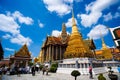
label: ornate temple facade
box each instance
[38,11,96,63]
[10,44,32,68]
[38,23,69,63]
[0,41,4,61]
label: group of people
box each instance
[42,65,49,75]
[31,65,49,76]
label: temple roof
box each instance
[14,44,31,58]
[42,36,69,47]
[42,36,96,49]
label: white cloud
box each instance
[65,17,78,27]
[2,34,12,39]
[114,12,120,18]
[103,13,113,21]
[64,0,73,3]
[51,30,70,37]
[80,0,119,27]
[5,48,15,52]
[12,11,33,25]
[10,34,32,46]
[38,20,44,28]
[81,12,102,27]
[43,0,73,16]
[103,12,120,21]
[51,30,61,37]
[0,11,33,45]
[87,24,109,39]
[0,14,20,34]
[118,6,120,10]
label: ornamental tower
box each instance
[64,10,94,58]
[101,37,113,60]
[61,23,68,44]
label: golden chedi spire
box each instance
[101,37,113,60]
[64,10,94,58]
[71,9,79,35]
[102,37,108,50]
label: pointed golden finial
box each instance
[100,30,108,49]
[72,8,76,26]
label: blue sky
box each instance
[0,0,120,58]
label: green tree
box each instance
[28,61,33,67]
[71,70,81,80]
[49,63,58,73]
[98,74,106,80]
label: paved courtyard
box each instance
[1,72,120,80]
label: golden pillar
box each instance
[52,45,54,61]
[46,47,49,62]
[60,46,62,60]
[56,46,58,60]
[49,45,51,61]
[47,47,49,61]
[42,49,44,63]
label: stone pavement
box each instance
[1,72,120,80]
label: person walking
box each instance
[46,66,49,75]
[42,66,46,75]
[89,65,93,79]
[31,66,35,76]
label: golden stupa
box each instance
[101,37,113,60]
[64,10,94,58]
[37,50,43,63]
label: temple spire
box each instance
[61,23,67,34]
[102,37,108,49]
[64,8,94,58]
[71,9,79,34]
[61,23,68,44]
[72,8,76,26]
[100,30,108,49]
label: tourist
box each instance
[42,66,46,75]
[117,65,120,73]
[31,66,35,76]
[17,67,21,77]
[46,66,49,75]
[89,65,93,79]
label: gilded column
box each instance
[52,45,54,61]
[48,46,50,61]
[56,46,58,60]
[47,46,49,62]
[49,45,51,61]
[42,49,44,63]
[46,47,48,61]
[60,46,62,60]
